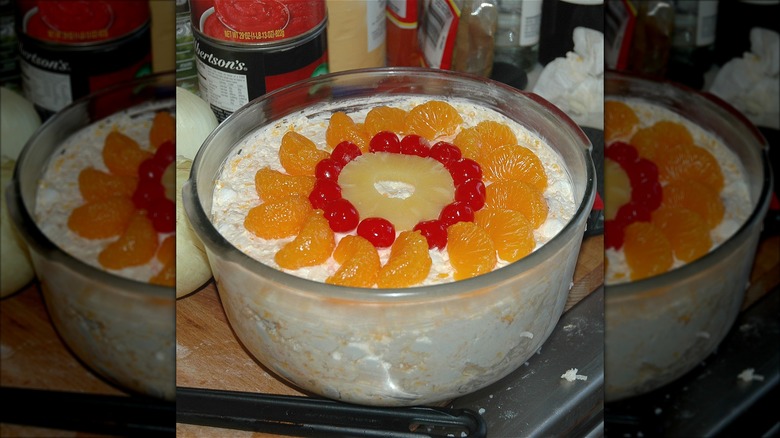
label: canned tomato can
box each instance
[189,0,329,121]
[15,0,152,117]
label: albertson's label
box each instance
[193,29,328,122]
[15,0,152,116]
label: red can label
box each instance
[190,0,326,43]
[17,0,150,44]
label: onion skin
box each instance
[176,87,218,160]
[1,87,41,161]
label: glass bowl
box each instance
[184,68,596,406]
[6,73,176,400]
[604,71,773,402]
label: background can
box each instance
[189,0,328,121]
[15,0,152,118]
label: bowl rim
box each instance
[185,66,597,301]
[603,70,774,300]
[7,71,176,300]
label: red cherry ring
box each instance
[311,132,485,249]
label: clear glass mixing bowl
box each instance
[6,73,176,400]
[184,68,596,406]
[604,71,773,402]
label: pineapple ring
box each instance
[339,152,455,231]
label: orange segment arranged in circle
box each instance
[404,100,463,141]
[623,221,673,281]
[98,213,159,270]
[651,206,712,263]
[452,126,484,161]
[279,131,330,176]
[254,167,315,202]
[363,106,408,137]
[326,235,381,288]
[377,230,432,288]
[481,144,547,190]
[662,179,724,230]
[326,111,370,151]
[484,179,548,228]
[630,120,693,161]
[452,120,517,161]
[149,111,175,149]
[151,235,175,287]
[78,167,138,202]
[103,131,153,177]
[244,195,312,239]
[605,100,639,144]
[654,144,724,191]
[474,208,535,263]
[68,197,136,239]
[447,221,497,280]
[275,210,335,270]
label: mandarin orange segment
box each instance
[623,221,673,281]
[98,213,159,270]
[326,111,370,151]
[605,100,639,144]
[654,144,724,191]
[484,179,548,228]
[149,111,175,149]
[254,167,315,202]
[452,127,483,160]
[481,144,547,189]
[475,120,517,151]
[377,230,432,288]
[404,101,463,141]
[651,206,711,263]
[279,131,330,176]
[78,167,137,202]
[156,235,175,265]
[630,121,693,160]
[244,196,312,239]
[662,179,724,229]
[275,210,335,270]
[474,208,535,262]
[364,106,408,137]
[326,235,381,287]
[150,260,175,287]
[68,197,136,239]
[447,221,497,280]
[103,130,153,177]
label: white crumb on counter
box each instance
[737,368,765,382]
[561,368,588,381]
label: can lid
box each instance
[190,0,326,45]
[17,0,150,45]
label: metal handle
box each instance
[176,386,488,438]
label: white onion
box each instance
[176,87,218,160]
[1,87,41,160]
[176,157,212,298]
[1,157,34,297]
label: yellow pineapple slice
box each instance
[604,157,631,220]
[338,152,455,231]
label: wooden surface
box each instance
[0,284,125,438]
